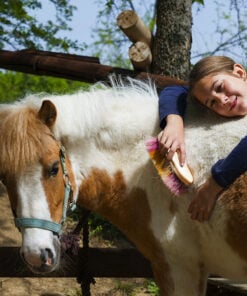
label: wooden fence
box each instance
[0,210,153,296]
[0,49,187,89]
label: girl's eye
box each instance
[216,83,222,92]
[48,162,59,177]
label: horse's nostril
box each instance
[40,248,54,266]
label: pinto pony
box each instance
[0,78,247,296]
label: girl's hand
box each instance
[188,176,223,221]
[158,114,186,166]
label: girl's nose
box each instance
[216,94,229,105]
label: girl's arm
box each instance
[211,136,247,187]
[158,85,189,165]
[159,85,189,128]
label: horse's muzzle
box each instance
[21,248,59,274]
[20,236,61,274]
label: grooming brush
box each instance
[145,137,193,195]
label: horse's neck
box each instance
[51,88,159,142]
[50,88,159,186]
[49,92,106,141]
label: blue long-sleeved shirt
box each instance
[159,85,247,188]
[159,86,189,129]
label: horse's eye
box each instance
[48,162,59,177]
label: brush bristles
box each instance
[145,137,187,196]
[162,173,187,195]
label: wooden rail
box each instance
[0,247,152,278]
[1,247,247,295]
[0,49,187,89]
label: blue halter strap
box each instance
[14,144,76,236]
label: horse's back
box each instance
[184,99,247,186]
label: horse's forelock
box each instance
[0,106,52,176]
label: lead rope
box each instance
[59,145,80,256]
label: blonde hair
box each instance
[189,56,236,94]
[0,106,52,175]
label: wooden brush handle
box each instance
[171,152,193,186]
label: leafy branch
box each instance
[0,0,85,52]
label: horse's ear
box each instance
[38,100,57,128]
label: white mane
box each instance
[20,77,160,148]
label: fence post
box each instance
[76,209,95,296]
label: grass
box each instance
[113,280,135,295]
[65,279,159,296]
[65,288,82,296]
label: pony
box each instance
[0,78,247,296]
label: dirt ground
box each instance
[0,189,150,296]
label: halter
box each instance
[14,145,76,236]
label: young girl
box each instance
[159,56,247,222]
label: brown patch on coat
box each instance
[243,266,247,276]
[218,172,247,262]
[169,199,178,215]
[78,168,174,295]
[198,262,207,295]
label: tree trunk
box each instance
[151,0,192,80]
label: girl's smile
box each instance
[230,97,237,111]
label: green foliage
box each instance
[90,0,247,66]
[0,0,85,52]
[192,0,204,4]
[0,71,89,103]
[89,212,126,242]
[144,280,160,295]
[194,1,247,62]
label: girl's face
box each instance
[193,64,247,117]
